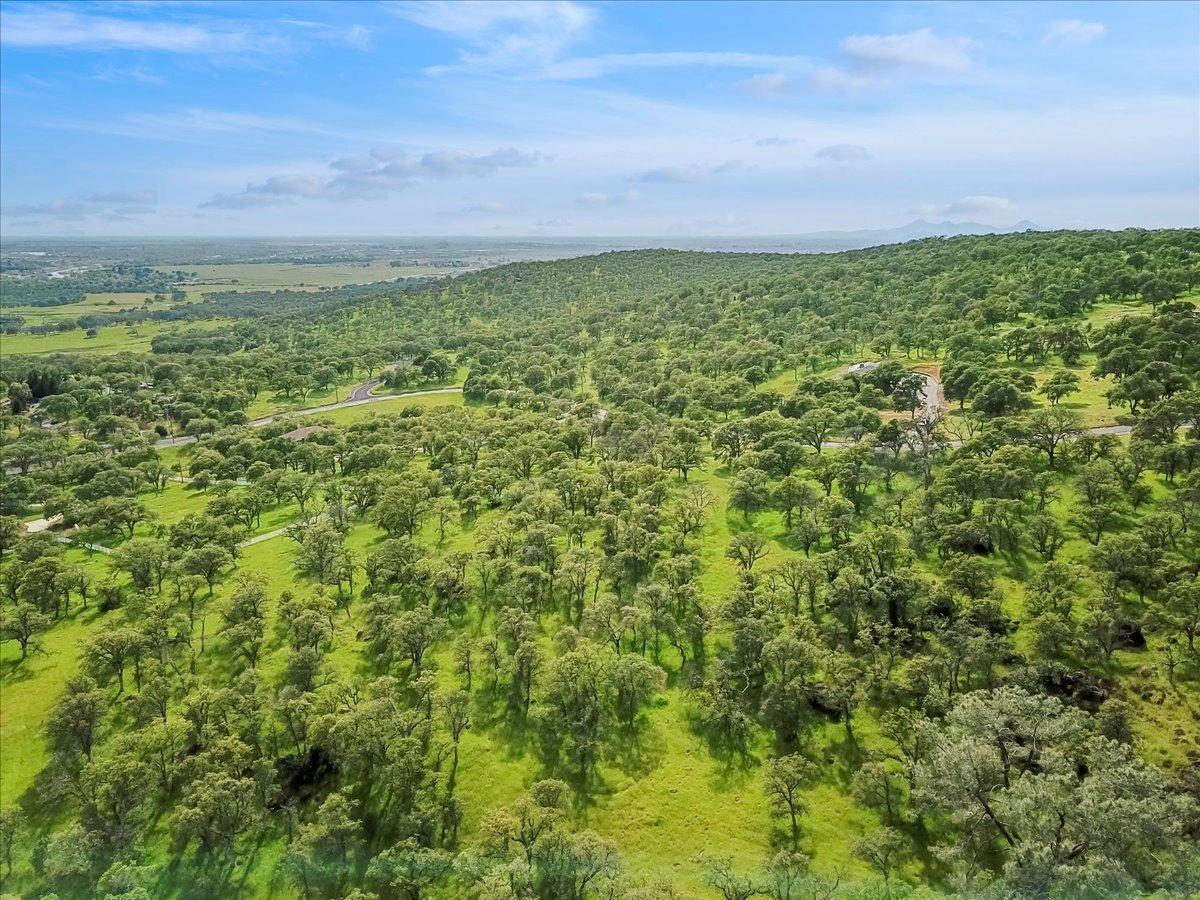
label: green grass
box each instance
[0,319,227,356]
[171,260,459,292]
[1,291,191,326]
[0,547,112,802]
[243,379,363,420]
[285,389,464,427]
[0,452,883,894]
[4,407,1197,896]
[1,259,459,360]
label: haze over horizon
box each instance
[1,0,1197,238]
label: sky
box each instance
[1,0,1197,237]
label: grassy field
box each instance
[0,261,438,326]
[169,260,461,292]
[0,291,191,327]
[0,319,227,356]
[1,259,461,359]
[282,389,465,427]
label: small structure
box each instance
[279,424,326,442]
[847,361,880,374]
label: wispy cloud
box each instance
[3,189,158,222]
[392,0,595,71]
[87,190,158,204]
[576,189,638,206]
[0,6,370,59]
[808,66,877,93]
[736,70,792,97]
[631,161,742,184]
[842,28,972,72]
[535,51,812,80]
[53,107,357,143]
[813,28,972,92]
[395,2,818,83]
[0,7,285,55]
[815,143,872,162]
[1044,20,1106,46]
[458,201,510,214]
[754,136,796,148]
[916,194,1016,219]
[279,18,374,51]
[203,146,541,208]
[92,64,165,85]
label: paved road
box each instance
[348,377,383,402]
[154,382,462,448]
[55,534,113,554]
[918,372,942,423]
[240,511,327,547]
[54,511,326,552]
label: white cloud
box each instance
[420,147,541,177]
[197,192,286,211]
[0,7,286,55]
[0,7,371,59]
[87,190,158,204]
[56,108,361,143]
[576,189,638,206]
[203,146,541,208]
[815,144,871,161]
[808,29,972,93]
[536,51,811,80]
[808,66,876,93]
[344,25,374,50]
[917,195,1017,219]
[1044,20,1106,46]
[754,137,796,147]
[459,202,509,213]
[3,190,158,221]
[280,18,374,51]
[395,3,817,83]
[632,161,742,184]
[737,70,792,97]
[633,167,708,184]
[92,64,165,85]
[841,28,972,72]
[393,0,595,69]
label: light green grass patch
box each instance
[0,319,227,356]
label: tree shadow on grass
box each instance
[0,655,42,684]
[604,717,667,784]
[472,684,536,760]
[820,727,866,785]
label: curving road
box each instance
[154,381,462,448]
[348,377,384,402]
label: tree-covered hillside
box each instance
[1,229,1198,899]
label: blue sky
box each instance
[1,0,1197,236]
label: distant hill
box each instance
[789,218,1040,249]
[628,219,1040,254]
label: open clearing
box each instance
[167,260,465,292]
